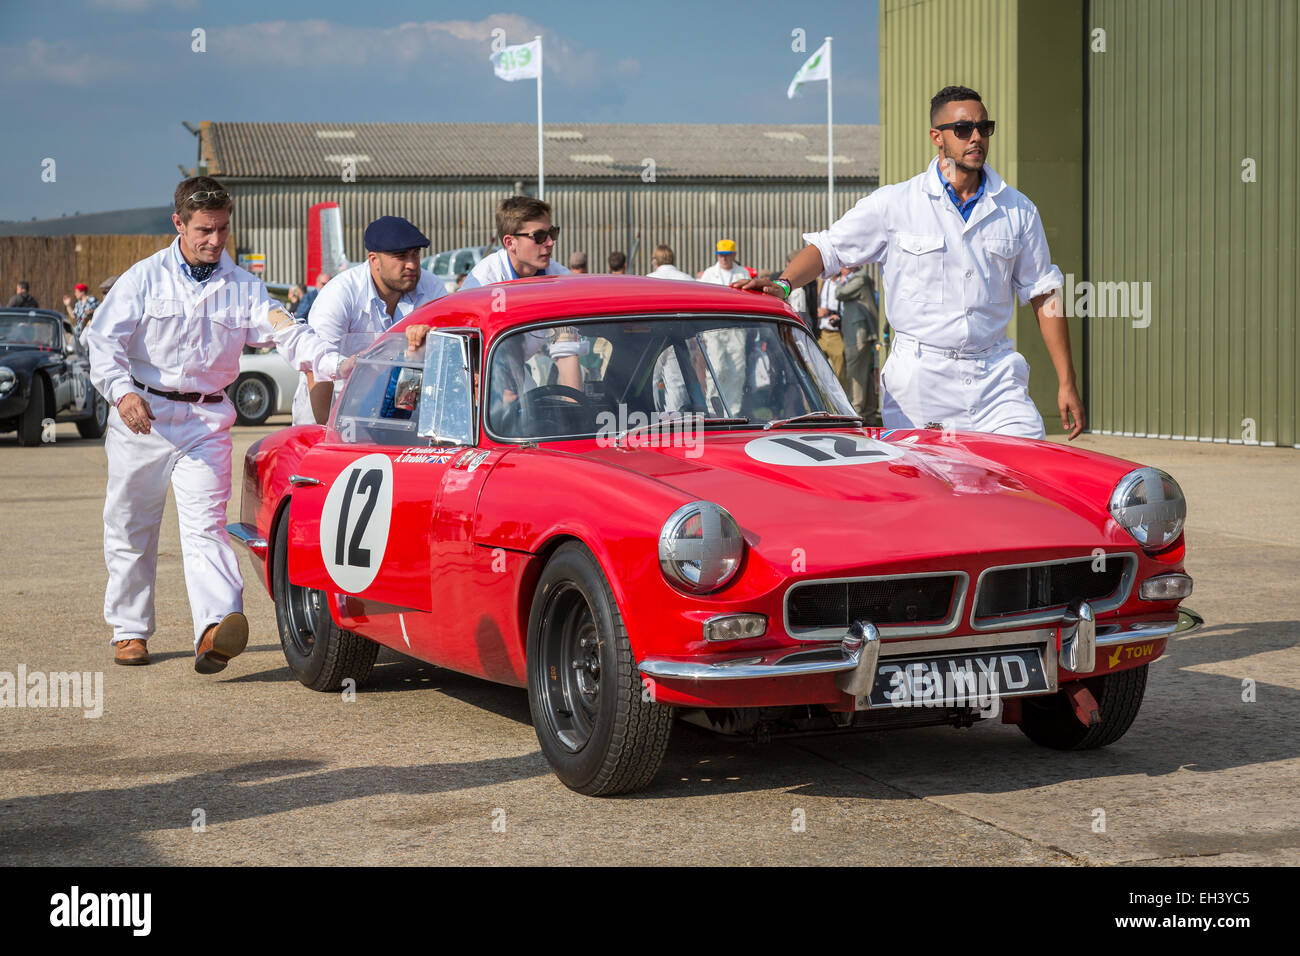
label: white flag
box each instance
[787,40,830,99]
[491,39,541,81]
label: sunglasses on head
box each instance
[935,120,995,139]
[186,189,230,204]
[511,226,560,244]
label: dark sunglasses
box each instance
[186,189,231,204]
[511,226,560,243]
[935,120,995,139]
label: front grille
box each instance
[973,556,1131,622]
[788,575,959,633]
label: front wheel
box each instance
[16,376,45,446]
[271,507,377,691]
[77,386,108,439]
[1018,665,1148,750]
[527,542,672,796]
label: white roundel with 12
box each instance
[319,453,393,593]
[743,434,904,467]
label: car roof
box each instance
[398,275,799,338]
[0,309,64,322]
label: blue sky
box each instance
[0,0,879,222]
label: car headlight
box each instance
[658,501,745,594]
[1109,467,1186,552]
[0,367,15,395]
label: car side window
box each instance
[452,250,476,275]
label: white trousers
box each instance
[102,393,242,647]
[881,333,1046,439]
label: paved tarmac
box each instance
[1,419,1296,865]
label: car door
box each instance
[286,330,480,618]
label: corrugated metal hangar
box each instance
[200,121,879,287]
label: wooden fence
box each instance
[0,235,175,311]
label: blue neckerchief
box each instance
[173,241,218,282]
[938,165,986,222]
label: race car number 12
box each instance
[319,454,394,593]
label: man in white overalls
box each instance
[87,177,353,671]
[740,85,1085,440]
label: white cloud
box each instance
[0,38,132,88]
[207,14,607,88]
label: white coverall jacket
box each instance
[86,239,347,646]
[461,248,570,289]
[292,261,450,424]
[803,157,1064,438]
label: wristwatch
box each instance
[772,278,792,300]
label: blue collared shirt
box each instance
[938,165,986,222]
[171,241,219,283]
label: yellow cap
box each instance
[715,239,737,255]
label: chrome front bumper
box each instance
[637,606,1203,690]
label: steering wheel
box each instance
[518,384,592,412]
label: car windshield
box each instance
[0,315,59,348]
[487,315,855,441]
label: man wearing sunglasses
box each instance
[293,215,449,424]
[461,195,571,289]
[740,85,1085,441]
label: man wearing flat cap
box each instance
[293,215,450,424]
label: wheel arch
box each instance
[516,532,628,666]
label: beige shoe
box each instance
[195,612,249,674]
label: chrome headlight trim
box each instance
[0,367,16,395]
[658,500,745,595]
[1109,467,1187,552]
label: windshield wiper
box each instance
[763,411,864,430]
[616,415,749,447]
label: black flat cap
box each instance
[364,216,430,253]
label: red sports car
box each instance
[230,277,1201,796]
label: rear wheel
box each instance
[231,373,274,426]
[77,387,108,439]
[527,542,673,796]
[16,376,45,446]
[271,507,377,691]
[1018,665,1148,750]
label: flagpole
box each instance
[536,34,544,200]
[826,36,833,229]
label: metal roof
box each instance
[203,122,878,182]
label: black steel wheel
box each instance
[527,542,673,796]
[271,507,377,691]
[232,373,274,426]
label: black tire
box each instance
[1018,664,1148,750]
[231,373,274,426]
[76,386,108,439]
[526,542,673,796]
[16,375,45,446]
[271,507,378,691]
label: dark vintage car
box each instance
[0,309,108,445]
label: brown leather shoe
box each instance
[195,612,249,674]
[113,638,150,666]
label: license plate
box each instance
[857,646,1050,710]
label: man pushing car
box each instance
[739,85,1085,440]
[86,177,355,671]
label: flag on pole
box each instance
[787,40,830,99]
[491,39,541,81]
